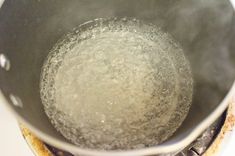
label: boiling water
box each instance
[40,18,193,150]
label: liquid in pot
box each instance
[40,18,193,150]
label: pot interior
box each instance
[0,0,235,152]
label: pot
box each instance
[0,0,235,155]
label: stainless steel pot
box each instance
[0,0,235,155]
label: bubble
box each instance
[40,18,193,150]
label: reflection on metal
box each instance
[9,94,23,108]
[0,53,10,71]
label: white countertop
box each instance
[0,104,33,156]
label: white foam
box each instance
[40,18,193,150]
